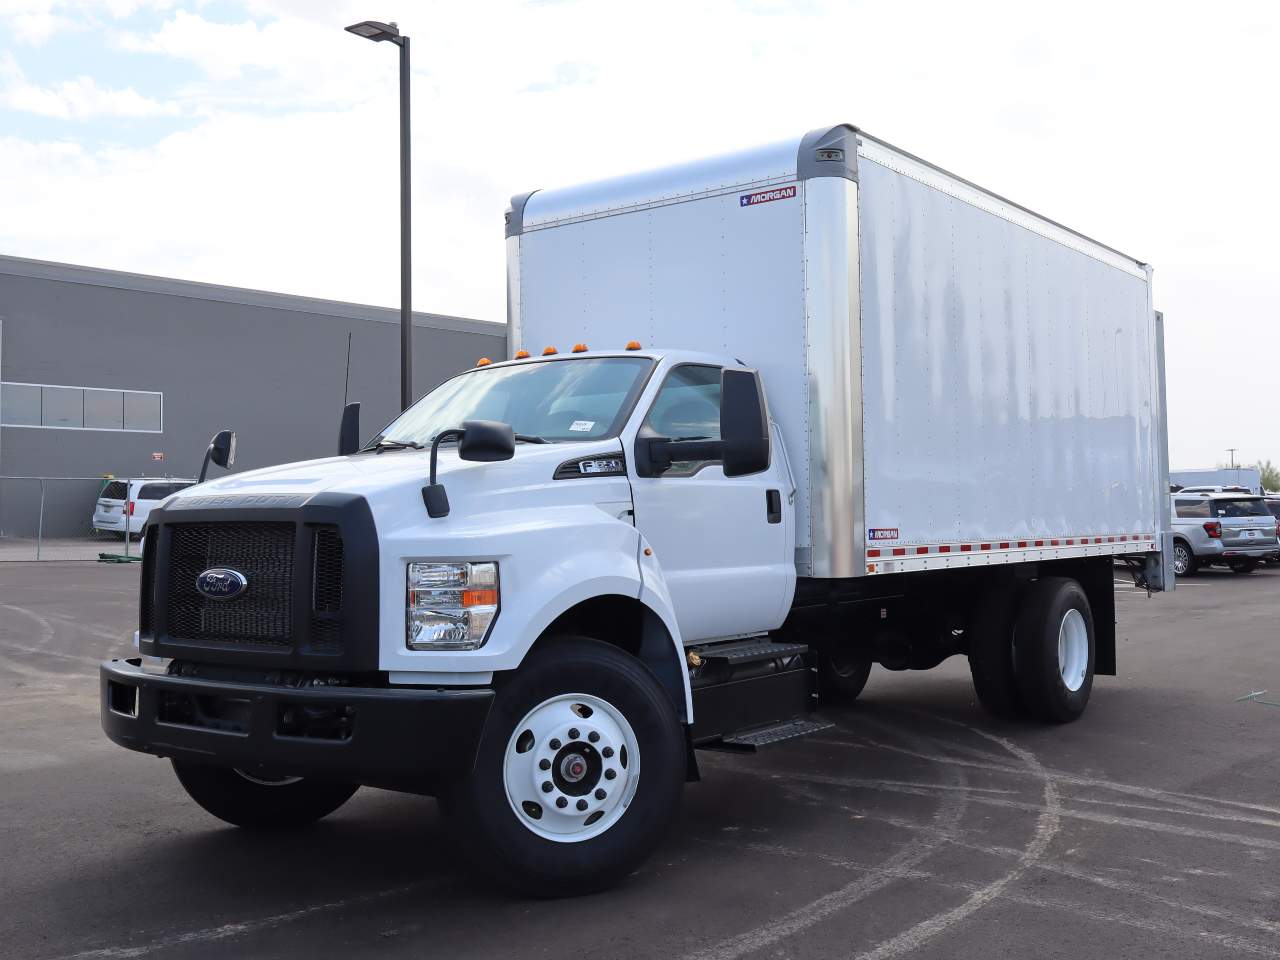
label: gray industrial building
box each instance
[0,254,505,537]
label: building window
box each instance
[0,382,163,433]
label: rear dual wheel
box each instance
[968,577,1095,723]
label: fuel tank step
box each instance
[689,638,808,667]
[717,717,835,751]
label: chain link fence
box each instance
[0,475,191,561]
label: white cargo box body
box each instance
[507,125,1168,580]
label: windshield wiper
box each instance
[367,438,426,454]
[515,434,549,444]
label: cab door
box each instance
[628,363,794,642]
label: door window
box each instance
[644,365,721,476]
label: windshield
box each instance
[377,356,654,445]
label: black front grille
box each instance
[139,526,158,635]
[311,526,344,653]
[141,494,377,670]
[166,522,295,649]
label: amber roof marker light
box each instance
[475,357,492,367]
[514,349,530,359]
[542,346,558,356]
[625,340,642,351]
[571,343,589,353]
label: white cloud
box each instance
[1,0,1279,466]
[0,52,178,118]
[0,0,177,44]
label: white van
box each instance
[92,478,197,536]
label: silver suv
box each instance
[1171,492,1280,575]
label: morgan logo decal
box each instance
[868,528,900,541]
[739,185,796,208]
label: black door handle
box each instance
[766,489,782,524]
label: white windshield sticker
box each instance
[569,420,595,432]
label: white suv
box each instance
[93,478,197,537]
[1170,491,1280,575]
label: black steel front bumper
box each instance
[101,658,494,793]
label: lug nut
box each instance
[576,799,588,811]
[602,746,614,758]
[568,728,580,740]
[605,768,616,780]
[541,781,553,793]
[549,738,561,750]
[588,731,600,743]
[556,797,567,808]
[595,788,606,800]
[538,758,551,771]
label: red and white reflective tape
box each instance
[866,533,1158,560]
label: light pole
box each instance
[345,19,413,411]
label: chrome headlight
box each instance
[406,561,499,650]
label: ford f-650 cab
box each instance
[101,124,1171,896]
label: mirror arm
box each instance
[423,428,464,519]
[198,444,214,484]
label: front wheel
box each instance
[440,636,685,897]
[171,761,358,828]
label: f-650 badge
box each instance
[740,185,796,207]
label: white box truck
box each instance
[101,124,1170,897]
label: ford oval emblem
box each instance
[196,567,248,601]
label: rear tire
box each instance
[967,586,1024,719]
[1012,577,1095,724]
[1172,540,1197,577]
[439,636,685,897]
[171,761,357,828]
[818,647,872,702]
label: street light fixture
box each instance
[345,19,414,411]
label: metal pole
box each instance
[37,479,44,561]
[124,478,131,557]
[399,34,413,411]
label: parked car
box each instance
[1171,492,1280,575]
[92,478,197,537]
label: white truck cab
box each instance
[102,124,1170,896]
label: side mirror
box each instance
[458,420,516,462]
[338,402,361,456]
[422,420,516,519]
[720,368,770,477]
[199,429,237,483]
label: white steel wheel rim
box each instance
[503,693,640,843]
[1058,608,1089,692]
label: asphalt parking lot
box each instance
[4,561,1280,959]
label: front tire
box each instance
[1012,577,1095,723]
[171,761,357,828]
[440,636,685,897]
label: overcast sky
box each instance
[1,0,1276,470]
